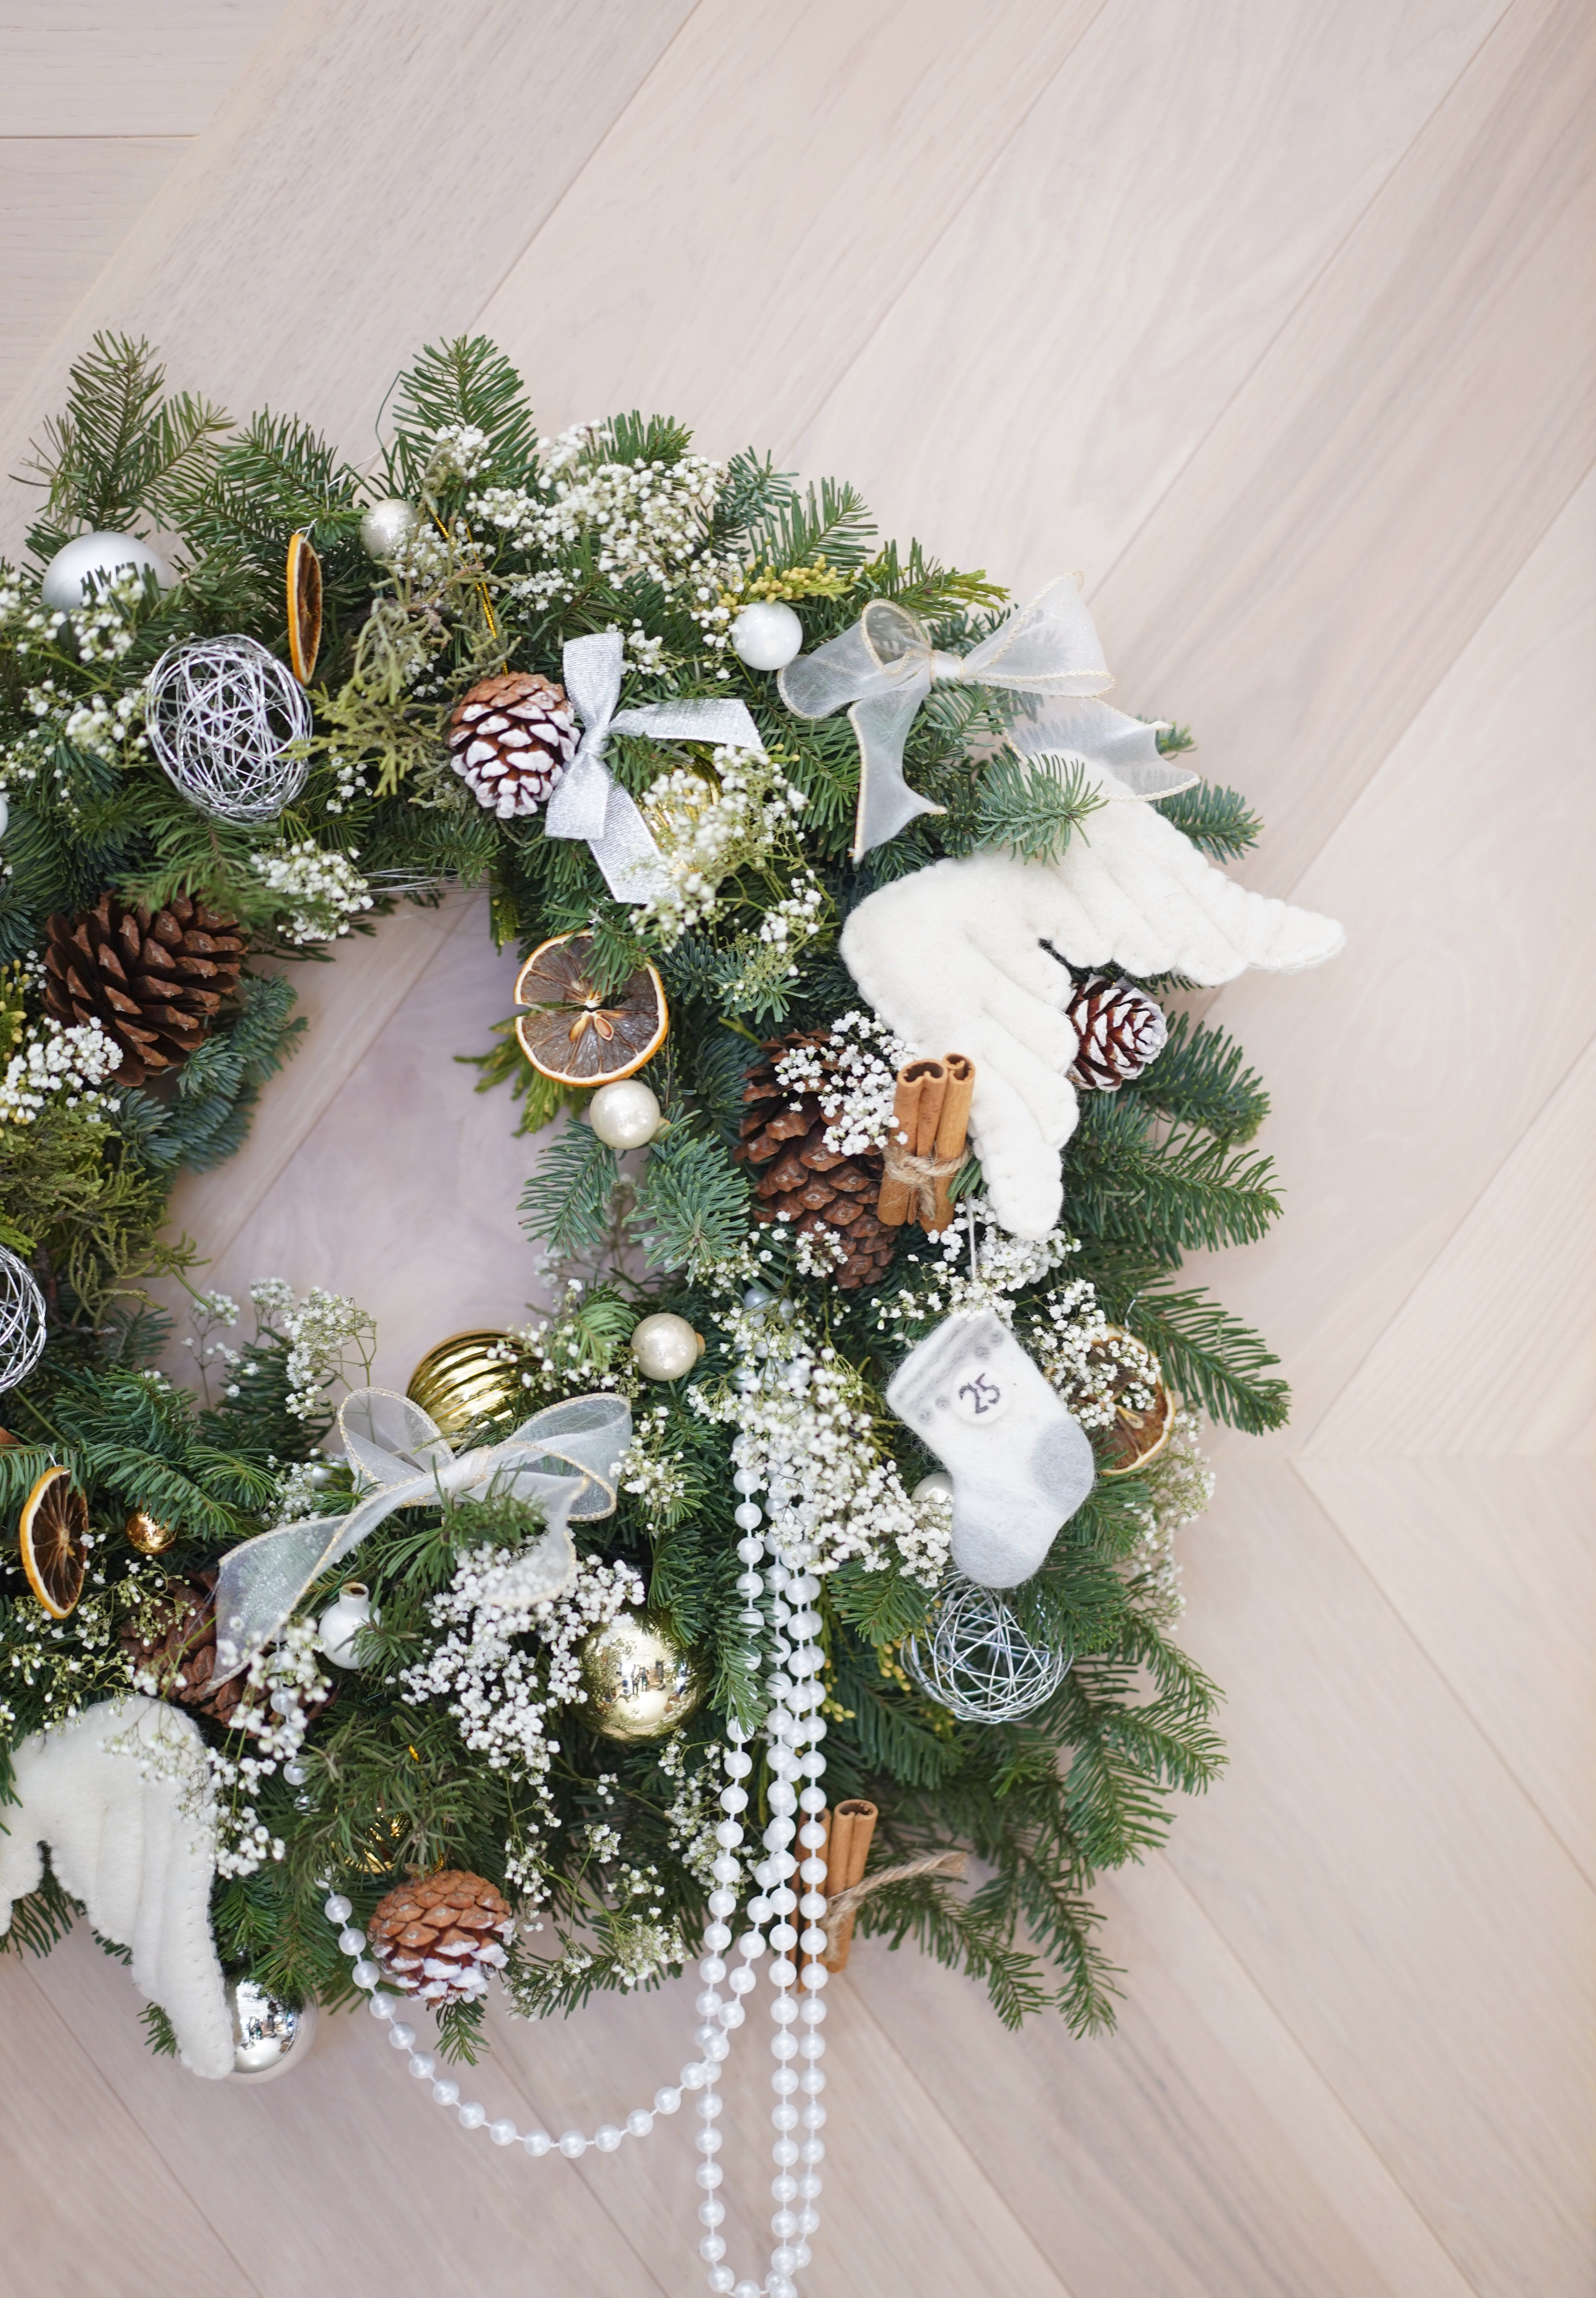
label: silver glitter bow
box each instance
[777,576,1191,860]
[544,629,767,902]
[212,1387,632,1681]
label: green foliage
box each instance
[1154,779,1264,861]
[383,335,536,501]
[22,332,228,553]
[627,1127,750,1275]
[964,752,1104,864]
[1131,1011,1270,1142]
[519,1120,618,1258]
[1066,1092,1282,1257]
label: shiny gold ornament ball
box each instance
[406,1329,520,1440]
[124,1505,178,1556]
[579,1609,709,1743]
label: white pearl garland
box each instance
[327,1392,832,2298]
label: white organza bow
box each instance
[777,576,1196,859]
[212,1387,632,1681]
[544,629,768,902]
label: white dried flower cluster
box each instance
[272,1456,333,1523]
[659,1731,729,1889]
[0,1014,123,1126]
[507,1282,634,1404]
[5,1570,125,1728]
[694,1296,949,1583]
[1024,1282,1162,1431]
[869,1207,1081,1337]
[637,745,806,942]
[473,428,726,611]
[715,868,829,1008]
[608,1900,687,1989]
[249,1279,376,1419]
[401,1548,644,1909]
[623,621,669,675]
[773,1009,910,1157]
[1121,1410,1214,1622]
[616,1404,689,1525]
[0,579,68,658]
[251,839,374,945]
[425,422,493,486]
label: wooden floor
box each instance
[2,5,1592,2293]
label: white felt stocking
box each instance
[887,1311,1095,1587]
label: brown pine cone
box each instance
[368,1870,514,2006]
[736,1031,897,1291]
[120,1570,246,1725]
[447,671,579,817]
[43,891,244,1087]
[1065,972,1167,1090]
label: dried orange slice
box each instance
[286,529,323,684]
[514,932,668,1086]
[1096,1329,1175,1479]
[19,1465,88,1618]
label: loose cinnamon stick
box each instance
[926,1052,976,1232]
[877,1060,947,1226]
[821,1798,879,1971]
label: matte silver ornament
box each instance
[40,530,171,613]
[903,1576,1072,1724]
[146,635,312,822]
[226,1974,319,2080]
[0,1243,46,1394]
[359,497,419,562]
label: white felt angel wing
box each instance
[0,1696,233,2077]
[841,787,1342,1238]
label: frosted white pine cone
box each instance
[446,671,579,818]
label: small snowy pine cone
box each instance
[447,672,579,818]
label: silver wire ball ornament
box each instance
[0,1245,46,1395]
[904,1576,1073,1724]
[146,634,312,823]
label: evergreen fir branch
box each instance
[627,1128,749,1275]
[967,753,1103,864]
[1131,1011,1271,1142]
[1121,1283,1290,1433]
[385,336,536,497]
[709,449,796,553]
[855,540,1008,619]
[1067,1094,1282,1255]
[827,1561,937,1648]
[138,2002,180,2058]
[518,1121,618,1259]
[21,333,228,548]
[854,1875,1050,2030]
[754,476,875,574]
[0,1870,78,1957]
[827,1652,963,1792]
[1154,779,1263,861]
[1007,1854,1123,2034]
[597,411,695,469]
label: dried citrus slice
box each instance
[286,529,323,684]
[19,1465,88,1618]
[1097,1334,1175,1479]
[514,932,668,1086]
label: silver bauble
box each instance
[0,1243,46,1394]
[587,1077,663,1149]
[227,1975,319,2080]
[729,600,804,671]
[903,1576,1072,1724]
[41,530,172,613]
[630,1312,703,1382]
[579,1609,709,1743]
[359,497,419,562]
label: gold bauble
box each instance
[579,1609,709,1743]
[124,1505,178,1556]
[406,1329,519,1440]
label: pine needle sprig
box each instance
[1131,1011,1271,1141]
[964,753,1104,865]
[21,332,229,553]
[1067,1094,1282,1256]
[1154,780,1264,861]
[519,1120,619,1259]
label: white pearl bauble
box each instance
[41,530,171,612]
[317,1580,375,1668]
[630,1312,703,1382]
[359,497,418,562]
[587,1077,663,1149]
[913,1471,955,1505]
[729,600,804,671]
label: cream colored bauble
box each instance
[587,1077,663,1149]
[630,1312,703,1382]
[41,531,172,612]
[317,1581,375,1668]
[359,497,418,562]
[729,600,804,671]
[912,1471,955,1506]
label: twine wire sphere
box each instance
[0,1245,46,1394]
[903,1575,1073,1724]
[146,635,312,823]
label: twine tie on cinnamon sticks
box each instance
[813,1799,969,1969]
[877,1054,976,1233]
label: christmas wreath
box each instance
[0,336,1339,2286]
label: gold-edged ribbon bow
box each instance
[212,1388,631,1682]
[777,576,1191,861]
[544,629,768,902]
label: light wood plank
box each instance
[0,4,290,136]
[1297,1457,1596,1883]
[0,0,701,559]
[1176,462,1596,1443]
[480,0,1109,454]
[0,1957,261,2294]
[1166,1455,1594,2298]
[26,1924,668,2298]
[847,1856,1479,2298]
[0,138,185,411]
[790,0,1512,593]
[1089,0,1596,889]
[1307,1034,1596,1459]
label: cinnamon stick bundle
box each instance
[877,1060,946,1226]
[819,1798,878,1972]
[929,1053,975,1232]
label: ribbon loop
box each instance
[211,1388,633,1681]
[544,630,768,903]
[779,576,1142,861]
